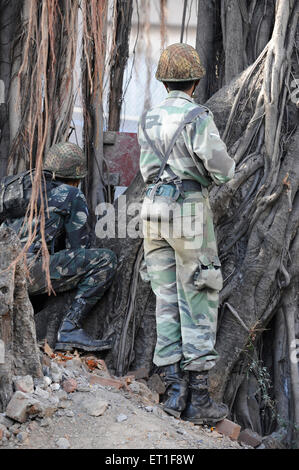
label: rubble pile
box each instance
[0,341,256,449]
[0,341,167,448]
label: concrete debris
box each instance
[128,382,140,394]
[33,377,49,391]
[75,377,91,392]
[0,414,14,428]
[13,376,34,394]
[16,431,29,443]
[145,406,154,413]
[127,368,149,380]
[82,398,108,417]
[5,391,37,423]
[43,376,52,387]
[116,414,128,423]
[64,358,84,372]
[238,428,263,448]
[10,423,21,434]
[56,437,71,449]
[133,380,159,404]
[0,347,246,449]
[50,383,60,392]
[34,386,50,400]
[0,424,8,440]
[50,362,63,383]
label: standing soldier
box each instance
[3,143,117,352]
[138,43,235,424]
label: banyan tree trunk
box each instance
[0,227,42,412]
[8,0,79,175]
[89,0,299,447]
[0,0,21,177]
[82,0,108,220]
[108,0,134,131]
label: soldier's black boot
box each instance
[160,363,188,418]
[55,298,112,352]
[182,371,228,424]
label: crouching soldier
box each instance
[4,143,117,352]
[138,44,235,424]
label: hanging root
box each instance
[6,0,79,292]
[209,2,299,441]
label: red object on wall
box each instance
[103,132,140,187]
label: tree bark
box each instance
[0,0,21,177]
[195,0,276,102]
[8,0,79,175]
[108,0,134,131]
[221,0,246,85]
[195,0,220,104]
[82,0,108,223]
[94,172,157,376]
[0,227,42,412]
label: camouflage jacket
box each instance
[138,90,235,187]
[3,180,90,254]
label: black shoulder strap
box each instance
[140,106,207,183]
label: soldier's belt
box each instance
[146,179,202,199]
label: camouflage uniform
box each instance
[4,181,117,305]
[138,90,235,372]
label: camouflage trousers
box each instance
[28,248,117,307]
[142,190,222,372]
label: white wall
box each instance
[113,0,198,132]
[71,0,198,143]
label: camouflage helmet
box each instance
[44,142,87,180]
[156,43,205,82]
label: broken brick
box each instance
[127,368,149,380]
[13,376,34,394]
[239,428,263,448]
[0,424,6,441]
[62,378,77,393]
[88,374,124,390]
[215,419,241,441]
[5,392,33,424]
[83,356,100,371]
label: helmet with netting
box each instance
[156,43,205,82]
[44,143,87,180]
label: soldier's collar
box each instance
[166,90,194,103]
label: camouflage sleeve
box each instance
[192,114,235,185]
[64,188,91,249]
